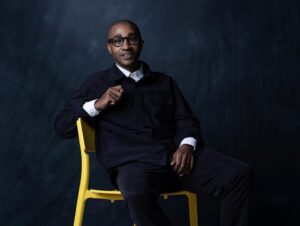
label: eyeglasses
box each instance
[108,35,140,47]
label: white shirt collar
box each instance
[116,63,144,82]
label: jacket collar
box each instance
[109,61,155,83]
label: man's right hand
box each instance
[94,85,124,110]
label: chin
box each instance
[119,60,138,68]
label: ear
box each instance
[107,44,112,54]
[140,40,144,51]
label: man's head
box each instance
[107,20,144,72]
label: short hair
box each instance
[108,19,143,39]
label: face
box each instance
[107,22,143,72]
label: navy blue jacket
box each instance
[54,63,201,169]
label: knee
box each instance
[122,189,157,206]
[117,178,153,202]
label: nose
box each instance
[121,38,130,49]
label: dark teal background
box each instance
[0,0,299,225]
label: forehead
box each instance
[108,23,138,38]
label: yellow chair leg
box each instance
[74,195,86,226]
[187,193,198,226]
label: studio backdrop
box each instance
[0,0,299,225]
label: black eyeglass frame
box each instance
[107,35,141,47]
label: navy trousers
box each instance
[114,148,252,226]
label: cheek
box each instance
[110,49,120,58]
[108,45,120,56]
[133,46,142,55]
[110,48,117,55]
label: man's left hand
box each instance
[171,144,194,177]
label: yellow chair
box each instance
[74,118,198,226]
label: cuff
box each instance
[82,99,100,117]
[179,137,197,151]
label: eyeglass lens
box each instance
[110,35,139,47]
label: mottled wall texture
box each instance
[0,0,299,225]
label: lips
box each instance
[121,52,134,60]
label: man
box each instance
[54,19,252,226]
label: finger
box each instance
[173,152,182,172]
[178,154,186,173]
[109,89,122,99]
[111,85,123,93]
[112,85,122,89]
[178,153,188,176]
[180,153,189,175]
[170,155,176,168]
[108,92,123,104]
[171,152,177,166]
[108,97,118,106]
[108,94,117,101]
[185,154,194,175]
[176,153,187,175]
[170,160,175,166]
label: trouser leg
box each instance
[115,161,177,226]
[179,148,253,226]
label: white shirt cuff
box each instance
[180,137,197,151]
[83,99,100,117]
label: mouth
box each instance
[121,52,134,60]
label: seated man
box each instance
[54,19,252,226]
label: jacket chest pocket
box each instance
[140,91,175,126]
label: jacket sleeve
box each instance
[171,78,202,149]
[53,77,97,139]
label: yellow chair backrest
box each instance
[77,118,95,152]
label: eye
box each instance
[128,35,139,44]
[112,37,123,46]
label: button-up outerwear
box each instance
[54,63,201,169]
